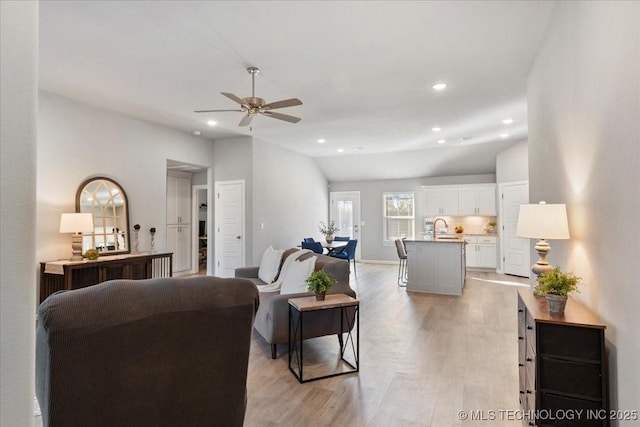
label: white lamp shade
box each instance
[516,202,570,239]
[59,213,94,233]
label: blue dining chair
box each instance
[302,241,323,254]
[333,236,349,241]
[329,239,358,276]
[302,237,315,243]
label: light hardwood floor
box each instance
[244,263,530,426]
[34,263,529,426]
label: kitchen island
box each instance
[404,238,466,296]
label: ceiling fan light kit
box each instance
[195,66,302,127]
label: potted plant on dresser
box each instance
[306,269,337,301]
[534,267,581,313]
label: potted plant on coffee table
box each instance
[534,267,581,314]
[318,221,339,244]
[306,269,337,301]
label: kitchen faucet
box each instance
[433,218,448,239]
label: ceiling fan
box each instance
[195,67,302,127]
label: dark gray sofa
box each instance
[235,248,356,358]
[36,276,259,427]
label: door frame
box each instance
[329,191,361,261]
[214,179,246,277]
[498,180,529,276]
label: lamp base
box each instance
[69,233,84,261]
[531,238,554,296]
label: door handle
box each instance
[236,235,241,240]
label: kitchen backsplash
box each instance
[428,216,497,235]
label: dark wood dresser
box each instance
[517,289,608,427]
[40,252,173,303]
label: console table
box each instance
[40,252,173,303]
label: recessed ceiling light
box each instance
[437,139,446,144]
[432,83,447,91]
[337,148,345,153]
[500,133,509,138]
[207,120,217,127]
[192,130,202,136]
[502,118,514,125]
[317,138,326,144]
[432,127,441,132]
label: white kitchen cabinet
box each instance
[458,185,496,215]
[166,224,191,273]
[464,235,497,269]
[167,174,191,224]
[423,188,459,216]
[166,171,192,274]
[405,240,465,295]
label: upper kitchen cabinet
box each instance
[423,183,497,217]
[424,187,459,216]
[458,184,496,216]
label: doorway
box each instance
[192,185,208,275]
[499,181,530,277]
[329,191,361,261]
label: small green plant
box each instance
[306,270,337,294]
[535,267,581,296]
[84,248,99,260]
[318,221,338,236]
[487,221,497,228]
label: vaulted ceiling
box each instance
[39,1,557,181]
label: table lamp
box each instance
[60,213,94,261]
[516,201,569,278]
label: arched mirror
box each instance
[76,177,130,254]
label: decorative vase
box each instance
[150,233,156,253]
[134,230,140,253]
[545,294,568,313]
[325,235,334,244]
[315,292,326,301]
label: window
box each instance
[383,192,415,242]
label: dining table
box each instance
[321,240,347,255]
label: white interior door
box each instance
[214,180,245,278]
[499,181,530,277]
[330,191,361,260]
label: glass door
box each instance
[330,191,361,261]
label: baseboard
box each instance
[359,259,398,265]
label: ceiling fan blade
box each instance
[221,92,246,106]
[194,109,243,113]
[261,111,301,123]
[262,98,303,110]
[239,114,254,127]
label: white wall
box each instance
[252,138,328,263]
[0,1,38,425]
[496,140,528,183]
[528,1,639,419]
[330,174,495,261]
[37,92,217,281]
[212,136,254,264]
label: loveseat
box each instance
[36,276,259,427]
[235,248,356,358]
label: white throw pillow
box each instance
[279,256,317,295]
[258,246,284,284]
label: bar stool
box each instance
[394,238,407,287]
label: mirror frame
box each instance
[76,176,131,255]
